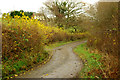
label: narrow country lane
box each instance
[16,40,87,78]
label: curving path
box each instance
[16,40,86,78]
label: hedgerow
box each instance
[2,12,86,79]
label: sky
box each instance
[0,0,103,13]
[0,0,97,17]
[0,0,47,13]
[0,0,119,17]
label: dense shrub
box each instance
[10,10,33,18]
[2,13,47,79]
[86,2,119,78]
[2,12,86,79]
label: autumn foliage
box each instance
[2,12,86,79]
[86,2,119,78]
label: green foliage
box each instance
[10,10,33,18]
[10,10,22,18]
[0,18,2,22]
[74,43,103,78]
[24,12,33,18]
[45,40,81,50]
[2,13,86,79]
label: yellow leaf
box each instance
[15,74,18,77]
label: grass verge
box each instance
[45,40,77,50]
[8,39,84,79]
[3,51,49,80]
[45,38,87,50]
[74,43,106,78]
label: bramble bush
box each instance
[2,13,47,79]
[2,12,86,79]
[87,29,119,78]
[86,2,119,78]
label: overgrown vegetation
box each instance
[86,2,119,78]
[2,12,86,79]
[1,0,119,79]
[37,0,87,32]
[9,10,33,18]
[74,43,104,78]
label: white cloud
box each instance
[0,0,47,13]
[81,0,99,4]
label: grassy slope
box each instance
[74,43,104,78]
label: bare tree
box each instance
[43,0,85,29]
